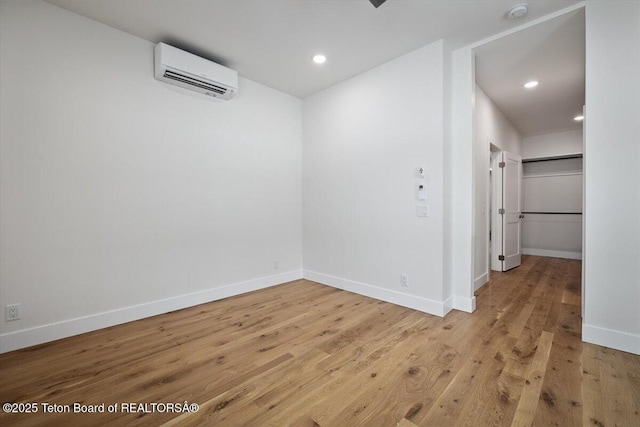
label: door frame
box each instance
[450,2,585,312]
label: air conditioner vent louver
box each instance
[163,70,227,95]
[154,43,237,100]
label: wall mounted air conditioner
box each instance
[154,42,237,100]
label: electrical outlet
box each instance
[6,303,21,321]
[273,259,279,270]
[400,274,409,287]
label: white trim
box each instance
[443,295,454,316]
[474,272,488,291]
[0,270,303,354]
[523,172,583,179]
[303,270,448,317]
[522,247,582,260]
[451,46,476,312]
[467,2,586,50]
[452,295,476,313]
[581,105,586,320]
[583,324,640,356]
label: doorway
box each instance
[469,6,585,303]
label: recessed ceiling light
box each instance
[574,115,584,121]
[312,54,326,64]
[524,81,539,89]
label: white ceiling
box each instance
[45,0,581,100]
[475,8,585,136]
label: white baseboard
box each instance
[474,272,488,291]
[452,295,476,313]
[582,323,640,355]
[0,269,303,354]
[522,248,582,260]
[442,295,453,316]
[303,270,448,317]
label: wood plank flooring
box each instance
[1,255,639,426]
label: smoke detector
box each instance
[507,3,528,19]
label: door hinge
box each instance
[499,161,505,168]
[498,208,505,215]
[498,255,505,261]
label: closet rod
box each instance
[522,154,583,163]
[521,212,582,215]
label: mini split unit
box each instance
[154,42,238,100]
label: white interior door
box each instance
[501,151,523,271]
[490,153,503,272]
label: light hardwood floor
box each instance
[1,256,639,426]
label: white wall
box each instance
[302,41,448,315]
[523,129,583,159]
[475,85,523,154]
[521,214,582,258]
[0,0,303,353]
[473,84,522,288]
[583,1,640,355]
